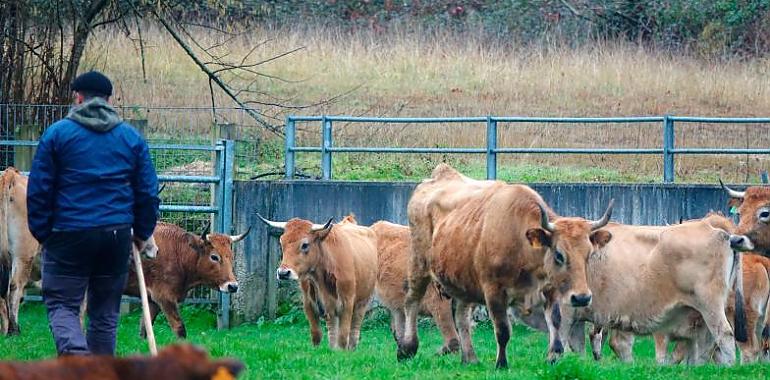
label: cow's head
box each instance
[256,214,333,281]
[721,180,770,253]
[525,200,614,308]
[188,223,250,293]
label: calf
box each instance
[124,222,250,338]
[399,164,614,368]
[371,220,460,355]
[0,344,244,380]
[559,214,749,365]
[0,168,41,335]
[258,214,378,350]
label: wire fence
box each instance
[0,104,266,181]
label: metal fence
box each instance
[285,115,770,183]
[0,104,266,181]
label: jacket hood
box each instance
[66,97,122,132]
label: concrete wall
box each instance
[229,180,735,324]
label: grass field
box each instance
[1,304,766,379]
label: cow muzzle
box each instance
[276,267,298,281]
[219,281,239,293]
[570,293,592,307]
[730,234,754,252]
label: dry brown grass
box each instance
[80,25,770,183]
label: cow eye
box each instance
[210,254,221,263]
[759,209,770,223]
[554,250,566,266]
[300,241,310,253]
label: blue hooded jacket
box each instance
[27,98,160,243]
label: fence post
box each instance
[216,139,235,329]
[321,116,332,180]
[13,125,40,171]
[663,115,675,183]
[486,117,497,180]
[285,116,295,179]
[762,170,769,184]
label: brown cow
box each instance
[371,220,460,355]
[397,164,614,368]
[0,344,244,380]
[124,222,250,338]
[0,168,41,336]
[721,181,770,253]
[559,213,750,365]
[258,214,378,350]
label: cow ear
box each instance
[185,233,206,254]
[727,198,743,209]
[590,230,612,249]
[526,228,551,249]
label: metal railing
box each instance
[285,115,770,183]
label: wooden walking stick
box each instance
[132,241,158,356]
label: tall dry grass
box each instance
[80,25,770,182]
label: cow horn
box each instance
[538,204,556,233]
[200,221,211,240]
[590,199,615,231]
[311,218,334,232]
[256,213,287,231]
[229,226,252,242]
[720,179,745,199]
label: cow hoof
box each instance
[311,333,322,346]
[461,354,479,365]
[7,325,20,336]
[397,340,418,361]
[495,360,508,369]
[436,338,460,355]
[592,351,602,361]
[176,327,187,339]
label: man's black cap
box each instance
[71,71,113,97]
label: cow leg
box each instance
[158,299,186,338]
[699,306,736,365]
[762,323,770,361]
[543,301,564,363]
[484,289,511,369]
[398,267,431,360]
[7,256,33,335]
[348,300,368,350]
[739,308,760,363]
[589,325,604,361]
[454,300,478,365]
[337,300,354,350]
[608,330,634,363]
[0,297,7,335]
[139,301,160,340]
[326,309,339,350]
[390,309,405,343]
[653,333,670,364]
[568,320,586,355]
[425,295,459,355]
[300,280,322,346]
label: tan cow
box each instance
[258,214,378,350]
[0,168,40,335]
[371,220,460,355]
[559,213,750,365]
[397,164,614,368]
[124,222,249,338]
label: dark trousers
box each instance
[41,227,131,356]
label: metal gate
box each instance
[0,105,237,329]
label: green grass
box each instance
[1,304,767,379]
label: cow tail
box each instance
[733,250,748,343]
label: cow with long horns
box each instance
[123,221,250,338]
[397,164,614,368]
[258,214,378,350]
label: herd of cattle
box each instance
[2,162,770,373]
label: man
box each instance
[26,71,159,356]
